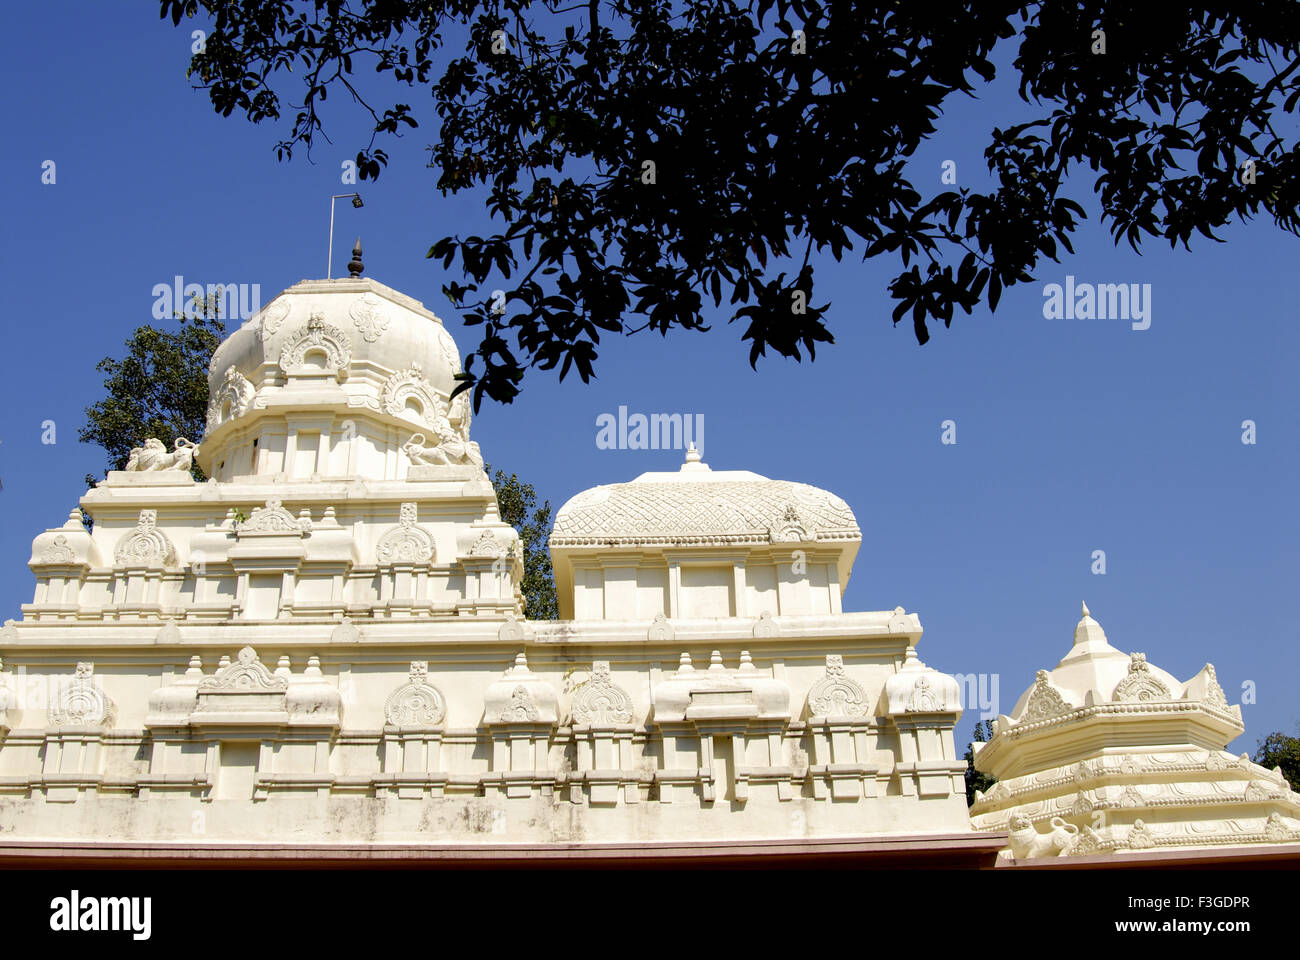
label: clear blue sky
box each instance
[1,2,1295,752]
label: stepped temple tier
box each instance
[971,604,1300,863]
[0,275,1003,867]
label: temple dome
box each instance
[1006,603,1187,721]
[199,277,470,463]
[552,445,861,550]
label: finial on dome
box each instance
[1082,600,1091,619]
[348,238,364,278]
[685,443,701,463]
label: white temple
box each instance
[970,603,1300,860]
[0,271,993,863]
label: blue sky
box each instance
[1,2,1295,751]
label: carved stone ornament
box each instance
[381,363,443,425]
[807,654,870,718]
[384,661,447,726]
[376,502,435,564]
[278,311,352,375]
[197,646,288,692]
[1007,813,1078,859]
[258,297,291,342]
[50,661,115,727]
[496,685,540,722]
[769,504,812,543]
[1201,663,1230,711]
[1127,819,1156,850]
[498,613,527,644]
[207,365,255,431]
[239,499,311,535]
[1112,652,1171,702]
[125,437,198,473]
[39,534,77,564]
[752,611,779,638]
[403,420,484,471]
[1022,670,1071,722]
[570,661,634,726]
[349,291,391,343]
[647,613,675,643]
[114,509,177,567]
[468,529,506,558]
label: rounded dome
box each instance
[552,449,861,548]
[203,278,470,443]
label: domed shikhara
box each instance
[199,277,475,482]
[550,446,862,620]
[969,604,1297,860]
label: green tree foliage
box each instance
[487,464,559,619]
[1253,730,1300,792]
[964,718,997,807]
[162,1,1300,409]
[79,307,224,485]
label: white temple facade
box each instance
[970,604,1300,860]
[0,273,985,859]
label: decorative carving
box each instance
[402,418,484,471]
[1202,663,1229,711]
[39,535,76,564]
[1265,813,1293,842]
[909,674,944,711]
[1245,780,1284,802]
[258,297,290,342]
[1112,652,1171,702]
[384,661,447,726]
[114,510,176,567]
[376,502,435,563]
[1022,671,1071,722]
[495,685,540,722]
[498,613,526,644]
[571,661,633,726]
[278,311,352,375]
[50,661,115,727]
[239,499,311,535]
[647,613,674,643]
[769,504,812,543]
[1127,819,1156,850]
[468,530,505,558]
[1007,813,1078,859]
[349,291,391,342]
[125,437,198,473]
[207,365,255,430]
[198,646,287,692]
[434,325,462,374]
[807,654,869,718]
[1118,785,1144,808]
[752,611,779,638]
[381,363,443,425]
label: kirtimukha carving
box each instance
[258,297,290,341]
[125,437,198,473]
[807,655,869,718]
[1022,670,1071,722]
[50,662,115,727]
[39,535,76,564]
[207,365,255,430]
[239,499,311,535]
[114,510,176,566]
[278,311,352,374]
[1112,652,1172,702]
[381,363,442,425]
[384,661,447,726]
[571,662,634,726]
[376,502,435,563]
